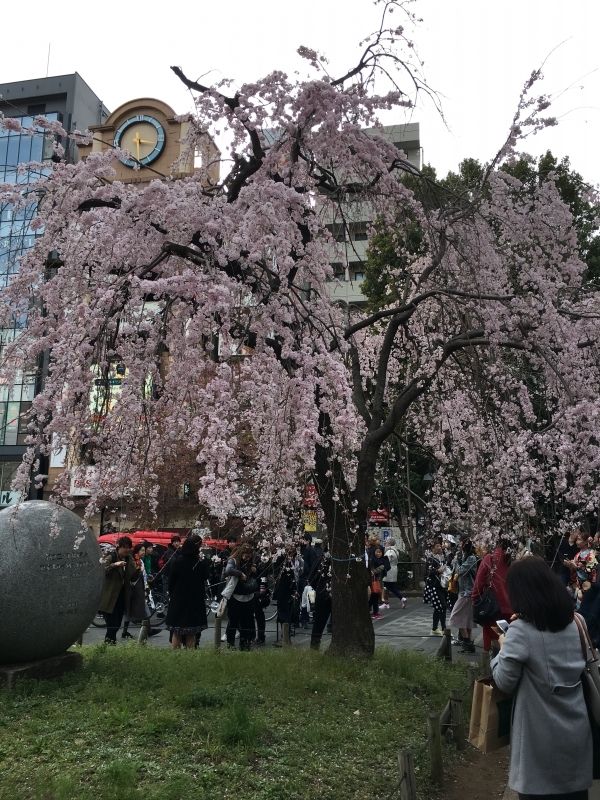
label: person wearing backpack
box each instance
[472,536,513,653]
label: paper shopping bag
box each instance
[468,677,512,753]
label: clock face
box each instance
[113,114,166,168]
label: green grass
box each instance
[0,645,469,800]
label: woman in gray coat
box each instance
[491,556,593,800]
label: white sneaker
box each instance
[380,603,390,609]
[401,598,407,608]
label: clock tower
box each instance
[78,97,219,185]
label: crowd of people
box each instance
[98,531,338,650]
[421,527,600,659]
[420,530,600,798]
[98,528,418,649]
[98,527,600,798]
[99,523,600,656]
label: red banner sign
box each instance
[303,483,318,508]
[368,508,390,523]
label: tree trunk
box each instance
[313,419,377,657]
[327,511,374,657]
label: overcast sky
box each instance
[2,0,599,184]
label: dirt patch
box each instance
[443,745,510,800]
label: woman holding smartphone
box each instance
[491,556,593,800]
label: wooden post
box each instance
[467,663,479,687]
[479,649,490,675]
[214,616,222,650]
[443,628,452,661]
[450,689,465,750]
[439,700,451,734]
[398,750,417,800]
[138,619,149,645]
[436,628,452,661]
[282,623,291,646]
[428,712,444,784]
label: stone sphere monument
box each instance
[0,500,103,665]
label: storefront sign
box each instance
[303,509,317,532]
[0,490,21,507]
[69,466,98,497]
[303,483,318,508]
[368,508,390,524]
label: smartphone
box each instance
[495,619,509,633]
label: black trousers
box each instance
[254,597,265,642]
[310,594,332,649]
[103,589,126,642]
[383,580,404,600]
[226,598,254,650]
[369,592,381,615]
[433,606,447,631]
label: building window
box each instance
[0,374,35,445]
[0,460,20,506]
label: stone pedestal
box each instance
[0,651,83,691]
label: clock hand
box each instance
[132,131,142,160]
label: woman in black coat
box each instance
[273,547,299,626]
[166,535,210,649]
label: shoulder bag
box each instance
[472,557,501,625]
[574,613,600,726]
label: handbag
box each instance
[472,588,501,625]
[447,572,458,594]
[440,566,452,589]
[472,557,500,625]
[574,613,600,726]
[468,677,512,753]
[371,578,382,595]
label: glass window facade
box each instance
[0,114,58,465]
[0,113,58,288]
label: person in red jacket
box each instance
[472,537,513,652]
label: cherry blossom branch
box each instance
[344,288,514,338]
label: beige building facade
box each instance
[77,97,220,185]
[50,98,220,532]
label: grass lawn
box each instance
[0,645,469,800]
